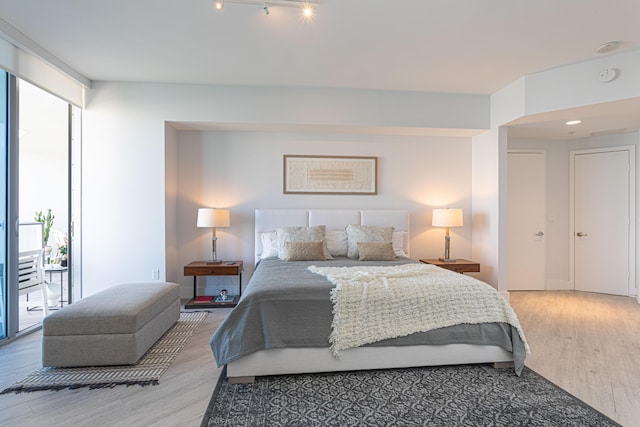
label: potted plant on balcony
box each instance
[35,209,54,263]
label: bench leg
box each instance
[228,376,255,384]
[493,361,515,369]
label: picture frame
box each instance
[283,155,378,195]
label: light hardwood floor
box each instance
[0,292,638,427]
[509,291,640,427]
[0,306,230,427]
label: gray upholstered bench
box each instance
[42,282,180,367]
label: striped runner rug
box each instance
[1,311,207,394]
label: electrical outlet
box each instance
[152,269,160,280]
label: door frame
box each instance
[569,145,636,296]
[3,73,19,342]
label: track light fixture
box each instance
[302,4,314,17]
[214,0,318,17]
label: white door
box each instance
[572,148,633,296]
[507,151,546,290]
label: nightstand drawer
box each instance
[419,259,480,274]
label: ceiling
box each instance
[1,0,639,139]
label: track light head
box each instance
[264,4,270,14]
[302,4,314,18]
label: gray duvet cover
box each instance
[210,257,527,375]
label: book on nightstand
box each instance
[191,296,214,303]
[185,294,239,309]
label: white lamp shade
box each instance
[432,208,463,227]
[197,208,230,228]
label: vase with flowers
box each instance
[58,237,68,267]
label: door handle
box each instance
[535,231,544,237]
[576,232,588,237]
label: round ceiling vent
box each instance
[596,41,621,54]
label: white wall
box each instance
[164,123,179,284]
[524,49,640,115]
[82,82,485,296]
[175,130,473,297]
[80,48,640,297]
[471,127,508,293]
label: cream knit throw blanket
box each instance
[308,263,530,357]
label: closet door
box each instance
[507,151,546,291]
[572,148,633,296]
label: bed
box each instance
[210,209,529,383]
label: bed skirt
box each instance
[227,343,514,379]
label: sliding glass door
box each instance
[0,71,7,339]
[0,70,79,342]
[18,80,71,331]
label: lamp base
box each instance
[438,257,457,263]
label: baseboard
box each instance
[546,279,572,290]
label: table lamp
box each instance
[432,208,463,262]
[197,208,230,264]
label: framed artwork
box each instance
[283,155,377,195]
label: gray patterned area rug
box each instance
[1,311,207,394]
[202,364,621,426]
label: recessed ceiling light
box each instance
[565,120,582,125]
[596,41,621,54]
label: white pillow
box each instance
[346,224,394,259]
[325,229,348,257]
[392,231,408,257]
[259,232,279,259]
[276,225,332,260]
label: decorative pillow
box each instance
[392,231,409,257]
[357,241,397,261]
[325,229,348,257]
[276,225,332,260]
[259,232,279,259]
[346,224,394,259]
[284,240,326,261]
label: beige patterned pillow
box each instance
[285,240,326,261]
[276,225,332,260]
[346,224,394,259]
[357,241,397,261]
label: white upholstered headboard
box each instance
[255,209,410,261]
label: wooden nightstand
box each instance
[184,261,243,309]
[420,259,480,274]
